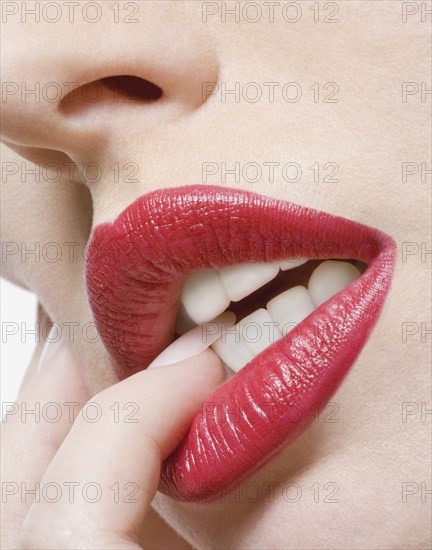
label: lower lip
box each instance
[86,185,395,501]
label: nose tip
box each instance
[1,11,219,158]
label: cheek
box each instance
[1,144,92,294]
[0,143,115,392]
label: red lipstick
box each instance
[86,185,395,501]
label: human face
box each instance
[1,1,430,547]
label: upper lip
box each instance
[85,184,396,501]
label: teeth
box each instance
[266,286,315,332]
[218,262,280,302]
[279,257,308,271]
[181,270,229,324]
[211,308,283,373]
[181,259,310,323]
[238,308,283,355]
[308,261,361,307]
[211,326,254,373]
[180,259,362,373]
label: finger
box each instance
[19,303,52,392]
[1,339,89,549]
[19,349,225,549]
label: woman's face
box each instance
[2,2,430,547]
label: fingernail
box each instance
[147,312,235,369]
[38,327,68,371]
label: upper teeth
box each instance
[179,260,361,373]
[308,260,362,306]
[181,258,307,324]
[180,270,230,324]
[267,285,315,328]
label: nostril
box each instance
[59,75,163,115]
[100,75,163,102]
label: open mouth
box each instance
[175,258,366,374]
[85,185,395,502]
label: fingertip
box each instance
[147,347,225,388]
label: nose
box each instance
[1,6,218,162]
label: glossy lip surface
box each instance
[86,185,396,501]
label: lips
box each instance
[85,185,395,501]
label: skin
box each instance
[2,334,223,548]
[1,1,431,548]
